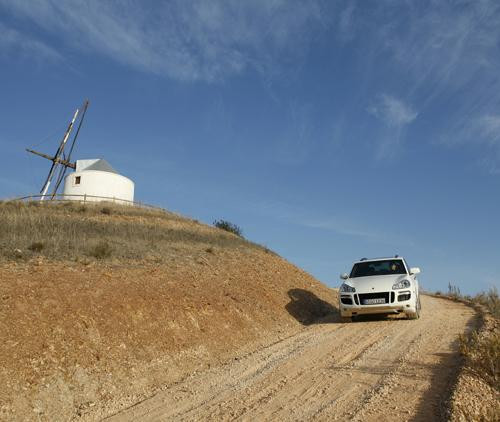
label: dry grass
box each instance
[446,283,500,318]
[459,328,500,391]
[440,286,500,420]
[448,286,500,393]
[472,288,500,319]
[0,200,265,263]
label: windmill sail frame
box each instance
[27,100,90,200]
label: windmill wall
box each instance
[63,159,134,204]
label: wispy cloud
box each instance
[368,94,417,128]
[0,0,327,82]
[298,216,415,247]
[338,1,356,42]
[367,94,417,158]
[366,1,500,97]
[0,22,61,62]
[476,115,500,146]
[446,113,500,174]
[342,1,500,169]
[477,157,500,175]
[248,197,413,245]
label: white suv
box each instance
[339,256,421,322]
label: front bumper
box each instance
[339,290,416,317]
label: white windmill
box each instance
[27,100,134,204]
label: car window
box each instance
[350,260,407,278]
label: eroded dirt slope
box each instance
[108,296,476,422]
[0,250,336,421]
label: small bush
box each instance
[28,242,45,253]
[205,247,214,254]
[473,288,500,319]
[101,207,112,215]
[448,282,461,300]
[88,241,112,259]
[213,219,243,237]
[435,291,442,296]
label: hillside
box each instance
[0,201,338,421]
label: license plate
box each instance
[364,298,385,305]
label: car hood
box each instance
[347,274,409,293]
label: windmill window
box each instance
[75,176,81,185]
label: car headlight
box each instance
[340,283,356,293]
[392,279,411,290]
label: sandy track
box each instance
[107,296,476,422]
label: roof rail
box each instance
[360,257,367,261]
[394,254,399,258]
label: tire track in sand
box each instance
[106,296,476,422]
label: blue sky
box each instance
[1,0,499,294]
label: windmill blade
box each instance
[50,100,90,198]
[51,160,68,199]
[39,161,57,194]
[65,99,89,164]
[40,107,80,199]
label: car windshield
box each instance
[350,260,407,278]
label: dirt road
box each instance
[106,296,476,422]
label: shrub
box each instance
[88,241,112,259]
[448,282,461,299]
[205,247,214,254]
[473,288,500,319]
[28,242,45,253]
[213,219,243,237]
[101,207,112,215]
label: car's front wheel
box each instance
[406,297,421,320]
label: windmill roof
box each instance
[76,159,118,174]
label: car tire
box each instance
[407,305,420,320]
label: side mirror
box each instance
[410,267,421,275]
[340,273,349,280]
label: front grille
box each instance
[358,292,390,305]
[340,297,353,305]
[391,292,395,303]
